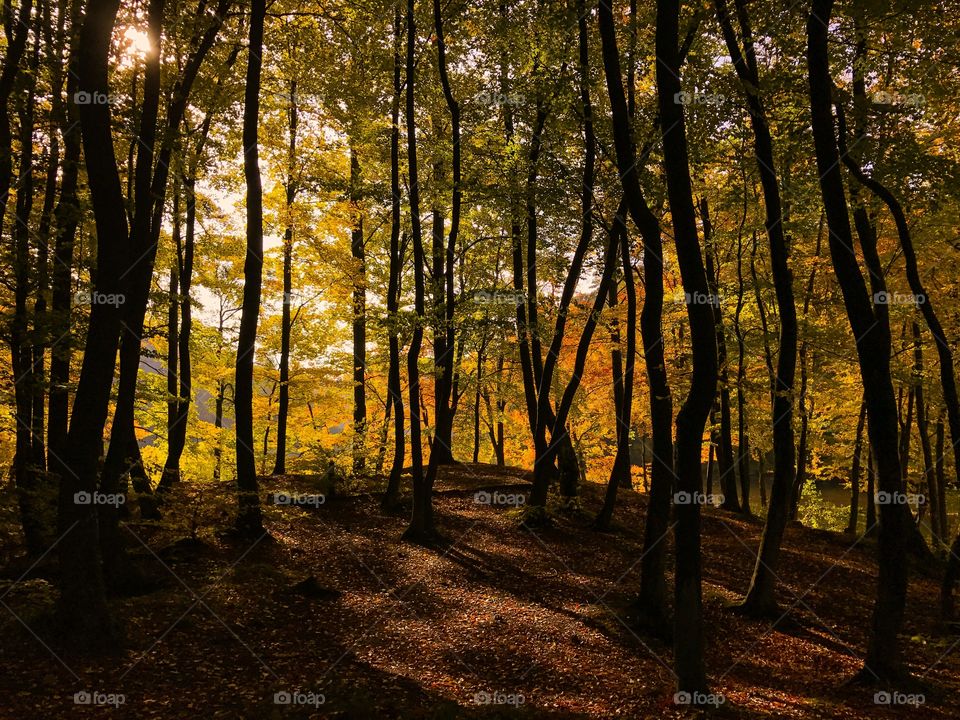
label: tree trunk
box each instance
[48,0,83,468]
[233,0,267,536]
[274,81,299,477]
[382,6,405,510]
[55,0,125,650]
[657,0,718,694]
[350,145,367,474]
[403,0,433,542]
[597,0,675,628]
[701,197,740,513]
[715,0,799,615]
[808,0,908,681]
[912,323,939,544]
[846,398,867,534]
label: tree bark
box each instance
[597,0,674,628]
[233,0,267,536]
[273,81,299,477]
[350,143,367,475]
[808,0,908,681]
[403,0,433,542]
[55,0,125,650]
[846,398,867,534]
[657,0,718,694]
[382,5,405,511]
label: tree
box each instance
[808,0,909,682]
[234,0,267,536]
[656,0,718,695]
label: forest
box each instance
[1,0,960,717]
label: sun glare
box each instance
[122,27,152,57]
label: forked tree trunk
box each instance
[597,0,674,628]
[715,0,799,615]
[382,6,405,510]
[56,0,125,650]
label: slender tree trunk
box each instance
[936,410,949,542]
[791,217,823,520]
[382,8,406,510]
[349,144,367,475]
[403,0,433,541]
[657,0,718,693]
[598,0,675,628]
[48,0,83,467]
[808,0,908,681]
[528,1,598,515]
[701,197,740,513]
[913,322,938,544]
[11,28,45,555]
[715,0,799,615]
[846,398,867,534]
[272,82,299,477]
[233,0,267,536]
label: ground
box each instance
[1,462,958,718]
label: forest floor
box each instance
[1,462,959,718]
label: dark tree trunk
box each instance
[791,217,822,521]
[426,0,461,474]
[382,6,405,511]
[715,0,799,615]
[102,0,227,531]
[273,81,299,477]
[912,323,938,543]
[700,197,740,513]
[403,0,433,542]
[233,0,267,536]
[846,398,867,534]
[808,0,908,681]
[48,0,83,467]
[597,0,674,628]
[11,25,46,556]
[350,144,367,475]
[733,215,751,517]
[936,411,949,541]
[657,0,718,694]
[99,0,165,548]
[528,2,598,515]
[55,0,126,650]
